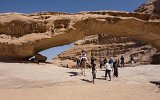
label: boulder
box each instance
[151,53,160,64]
[35,54,47,62]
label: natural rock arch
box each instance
[0,11,160,61]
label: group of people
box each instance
[91,55,119,82]
[98,55,125,69]
[76,49,128,84]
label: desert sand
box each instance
[0,62,159,100]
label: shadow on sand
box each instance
[150,81,160,88]
[67,72,79,77]
[96,77,105,80]
[101,76,105,77]
[0,60,52,65]
[81,79,92,83]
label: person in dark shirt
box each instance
[113,59,118,77]
[130,55,134,63]
[117,58,120,67]
[92,63,96,84]
[99,58,103,69]
[76,56,81,68]
[91,55,95,68]
[120,56,125,68]
[103,58,107,65]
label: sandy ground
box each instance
[0,62,159,100]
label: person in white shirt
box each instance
[104,62,113,81]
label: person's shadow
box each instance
[150,81,160,88]
[80,79,92,83]
[96,77,105,80]
[67,72,79,77]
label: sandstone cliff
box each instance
[52,34,157,68]
[0,11,160,61]
[52,0,160,67]
[135,0,160,16]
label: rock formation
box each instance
[52,34,157,68]
[0,11,160,61]
[52,0,160,67]
[135,0,160,17]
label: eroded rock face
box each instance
[53,34,157,68]
[151,53,160,63]
[0,11,160,61]
[135,0,160,17]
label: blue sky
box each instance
[1,0,146,60]
[1,0,146,13]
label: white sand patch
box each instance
[0,62,159,100]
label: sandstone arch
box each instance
[0,11,160,61]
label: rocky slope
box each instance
[135,0,160,16]
[52,34,157,68]
[0,10,160,61]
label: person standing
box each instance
[109,57,114,67]
[91,55,95,69]
[130,55,135,67]
[91,63,96,84]
[80,49,88,76]
[120,55,125,68]
[113,59,118,77]
[99,58,103,69]
[130,55,134,63]
[104,61,113,81]
[117,58,120,67]
[76,56,81,68]
[103,58,107,65]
